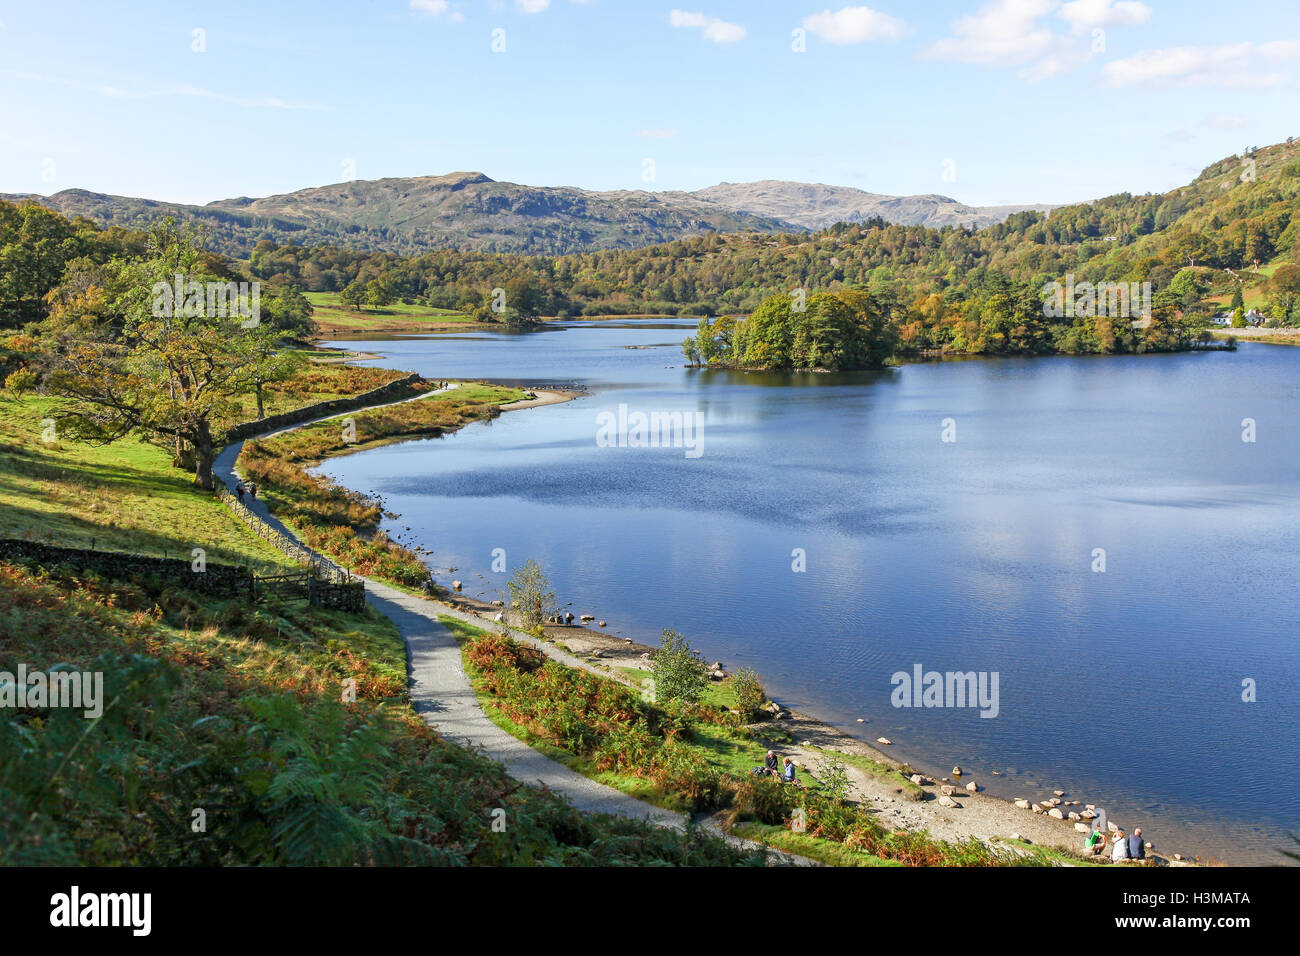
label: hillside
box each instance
[3,172,1050,257]
[693,180,1056,231]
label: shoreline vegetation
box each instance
[255,369,1204,867]
[0,383,762,866]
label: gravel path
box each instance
[212,381,815,863]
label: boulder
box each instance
[491,599,505,607]
[1014,799,1032,810]
[952,766,963,776]
[1054,789,1065,797]
[876,737,892,746]
[940,785,956,796]
[1048,808,1065,820]
[965,781,979,792]
[1032,805,1045,814]
[580,614,594,622]
[1068,811,1081,821]
[910,774,927,786]
[1080,810,1097,820]
[598,621,606,628]
[1075,823,1091,833]
[938,795,961,809]
[452,580,462,591]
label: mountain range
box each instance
[3,173,1054,257]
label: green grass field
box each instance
[305,291,474,331]
[0,395,295,570]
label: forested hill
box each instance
[3,140,1298,359]
[228,140,1300,324]
[2,172,1048,258]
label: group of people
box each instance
[752,750,802,787]
[1085,824,1148,862]
[235,480,258,503]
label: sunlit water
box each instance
[320,321,1300,864]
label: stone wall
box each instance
[222,372,422,445]
[0,539,254,597]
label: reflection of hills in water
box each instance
[317,323,1300,865]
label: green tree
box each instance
[42,220,265,488]
[650,629,709,705]
[1231,306,1247,328]
[506,559,555,633]
[236,326,307,419]
[340,279,367,312]
[730,666,766,721]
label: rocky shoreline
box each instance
[324,375,1202,865]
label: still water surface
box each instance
[321,321,1299,864]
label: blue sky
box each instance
[2,0,1299,206]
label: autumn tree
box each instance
[41,220,275,489]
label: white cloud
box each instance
[517,0,551,12]
[669,10,746,44]
[922,0,1057,67]
[802,6,912,45]
[4,69,323,110]
[410,0,465,20]
[924,0,1154,80]
[1102,41,1300,88]
[1058,0,1151,33]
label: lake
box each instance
[321,320,1300,865]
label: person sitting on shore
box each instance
[752,750,780,777]
[781,757,799,786]
[1111,829,1130,863]
[1127,827,1147,860]
[1084,826,1106,855]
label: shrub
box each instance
[731,666,766,721]
[506,559,555,632]
[650,628,709,705]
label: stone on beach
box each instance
[876,737,892,745]
[937,795,961,808]
[1014,799,1032,809]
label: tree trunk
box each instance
[193,421,216,490]
[256,384,265,420]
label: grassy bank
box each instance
[444,615,1040,867]
[305,291,474,333]
[0,387,759,866]
[236,383,524,588]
